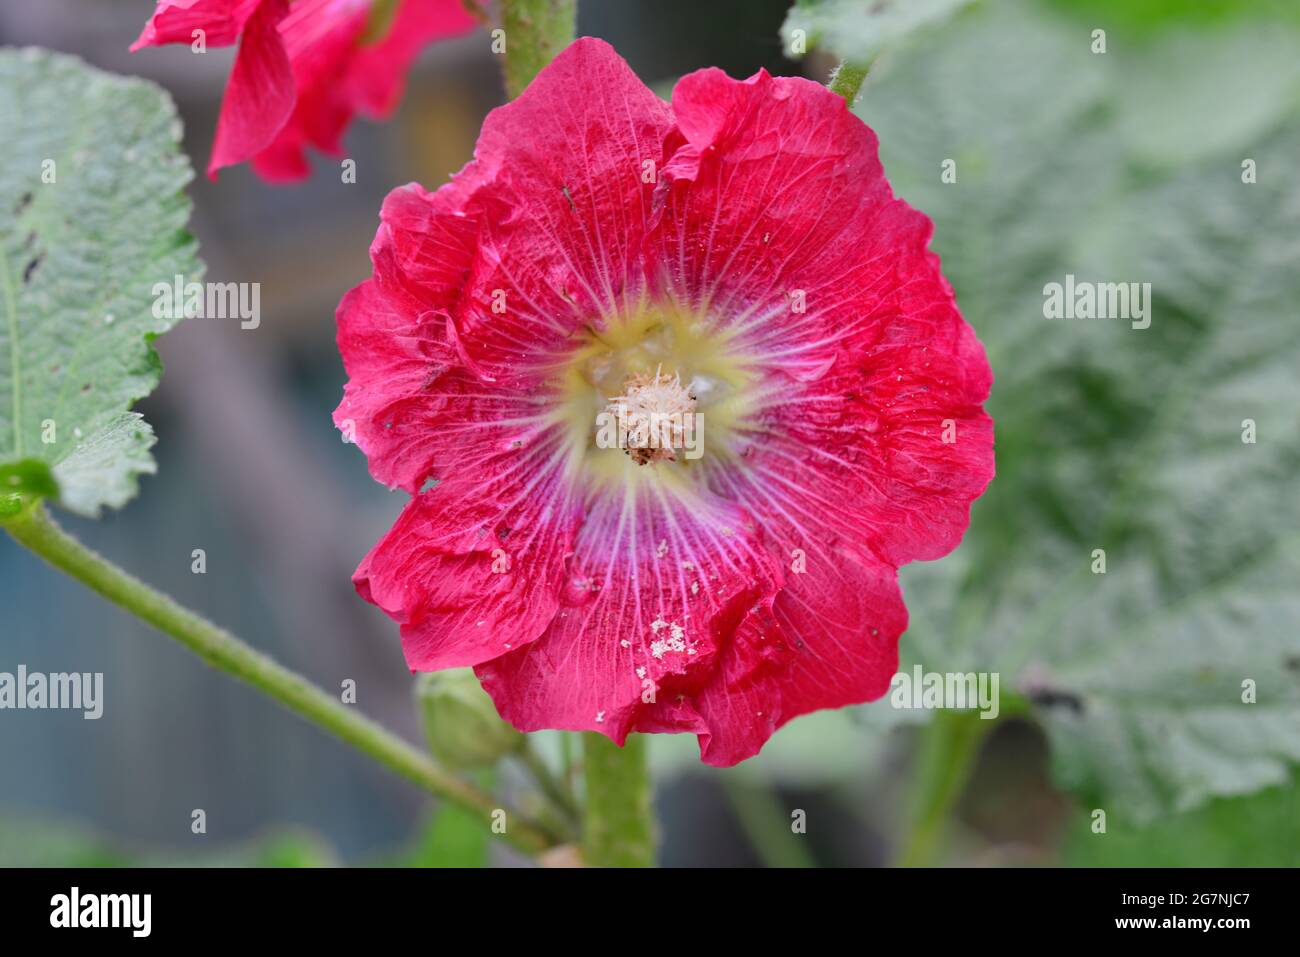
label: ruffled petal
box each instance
[446,37,675,388]
[660,65,994,567]
[355,470,582,671]
[689,553,906,766]
[477,489,782,745]
[334,176,489,492]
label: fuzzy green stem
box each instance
[500,0,577,99]
[559,730,577,797]
[1,503,559,857]
[895,709,995,867]
[828,60,867,105]
[517,740,580,825]
[582,732,654,867]
[722,776,816,868]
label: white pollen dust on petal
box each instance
[649,619,689,659]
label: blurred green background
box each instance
[0,0,1297,867]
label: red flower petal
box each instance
[334,176,487,492]
[686,553,906,766]
[355,474,582,671]
[477,492,782,745]
[131,0,266,50]
[659,66,994,568]
[445,37,674,388]
[206,0,293,178]
[246,0,368,181]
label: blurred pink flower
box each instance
[132,0,476,180]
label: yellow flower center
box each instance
[554,296,759,492]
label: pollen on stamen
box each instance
[604,366,698,466]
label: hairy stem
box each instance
[1,503,559,856]
[499,0,577,99]
[517,740,580,825]
[722,775,816,868]
[582,732,655,867]
[895,709,995,867]
[828,60,867,105]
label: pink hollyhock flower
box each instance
[132,0,477,181]
[335,39,994,765]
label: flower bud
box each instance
[415,669,525,769]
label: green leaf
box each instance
[1111,23,1300,170]
[781,0,977,62]
[859,1,1300,821]
[0,48,200,517]
[1064,772,1300,867]
[1043,0,1300,35]
[0,457,57,511]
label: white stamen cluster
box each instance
[604,367,697,465]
